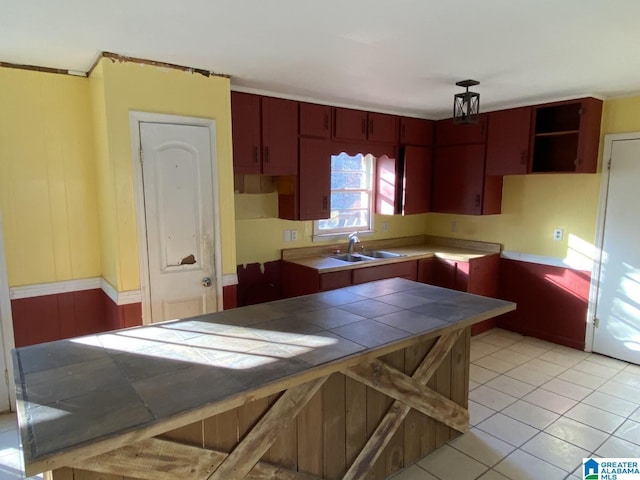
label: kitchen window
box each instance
[314,152,375,237]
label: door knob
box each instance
[202,277,212,287]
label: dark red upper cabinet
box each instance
[575,97,603,173]
[334,108,398,143]
[435,114,488,146]
[298,138,332,220]
[261,96,299,175]
[399,117,434,146]
[530,97,602,173]
[299,102,331,138]
[486,107,532,176]
[367,112,399,143]
[231,92,261,174]
[231,92,298,176]
[334,107,368,141]
[432,144,486,215]
[402,145,432,215]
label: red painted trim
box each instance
[102,290,142,330]
[11,289,142,347]
[497,258,590,350]
[223,284,237,310]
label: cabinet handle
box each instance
[475,193,481,207]
[324,114,329,131]
[361,119,366,135]
[264,146,270,163]
[322,195,328,210]
[253,146,260,163]
[521,151,527,165]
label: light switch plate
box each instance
[290,230,298,241]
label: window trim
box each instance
[313,152,376,240]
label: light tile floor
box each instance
[391,328,640,480]
[0,413,41,479]
[0,328,638,480]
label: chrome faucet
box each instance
[348,232,360,255]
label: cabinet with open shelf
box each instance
[530,98,602,173]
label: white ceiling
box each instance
[2,0,640,118]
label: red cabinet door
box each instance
[261,96,299,175]
[400,117,434,146]
[367,112,398,143]
[231,92,261,174]
[432,258,456,289]
[486,107,531,175]
[320,271,352,291]
[333,107,368,141]
[575,97,603,173]
[435,114,487,146]
[352,260,418,284]
[454,261,470,292]
[417,258,435,284]
[466,254,499,297]
[299,137,331,220]
[432,144,485,214]
[403,145,432,215]
[300,102,331,138]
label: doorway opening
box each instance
[588,133,640,364]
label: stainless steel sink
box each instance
[361,250,406,259]
[330,253,369,262]
[329,250,406,262]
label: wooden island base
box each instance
[49,328,470,480]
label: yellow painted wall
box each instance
[601,96,640,134]
[89,61,118,289]
[422,174,600,259]
[0,67,100,287]
[95,59,236,291]
[235,204,428,266]
[234,172,601,265]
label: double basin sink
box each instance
[329,250,407,263]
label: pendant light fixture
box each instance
[453,80,480,124]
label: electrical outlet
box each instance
[451,221,457,233]
[553,228,564,241]
[381,222,389,232]
[283,230,291,242]
[290,229,298,241]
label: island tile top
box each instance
[13,278,515,475]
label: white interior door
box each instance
[140,122,219,323]
[592,137,640,364]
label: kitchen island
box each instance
[14,278,515,480]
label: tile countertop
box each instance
[281,234,502,273]
[13,278,514,477]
